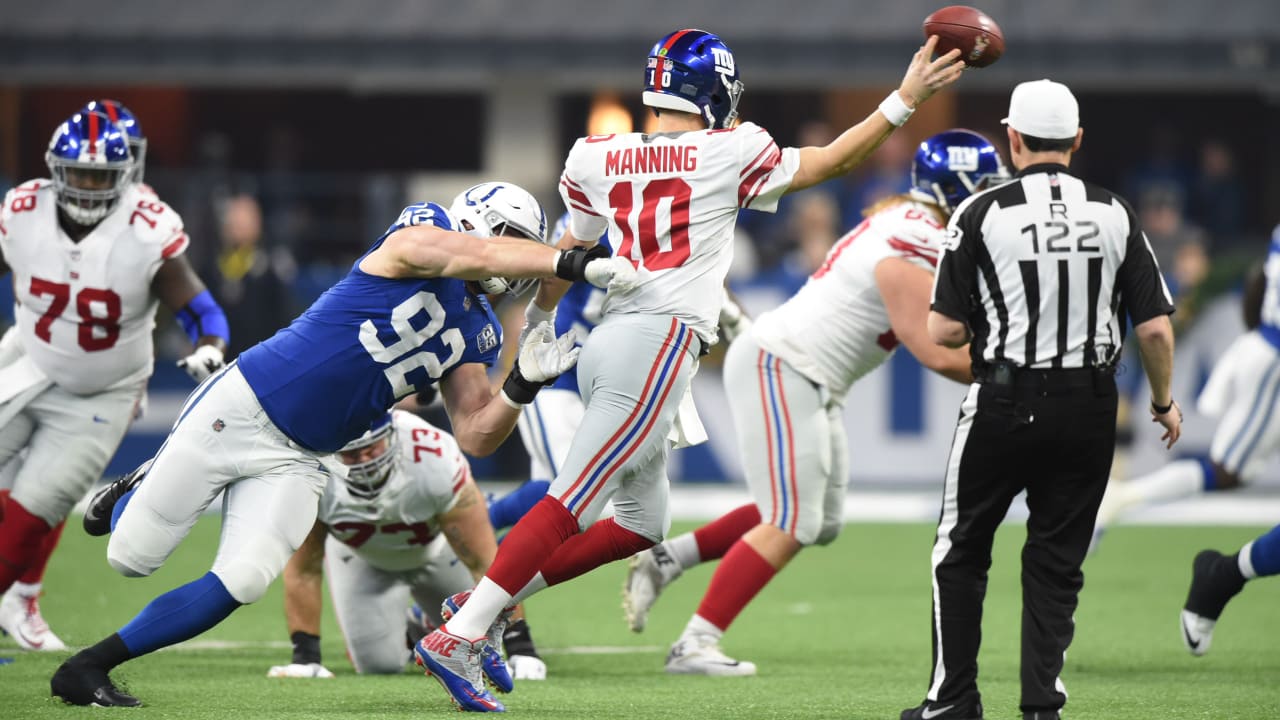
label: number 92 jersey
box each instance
[0,180,189,395]
[236,203,501,453]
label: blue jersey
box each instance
[238,203,501,452]
[549,217,610,394]
[1261,226,1280,350]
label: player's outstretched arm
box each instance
[373,224,560,282]
[876,258,973,383]
[437,479,499,582]
[789,37,964,193]
[268,521,335,679]
[153,255,229,382]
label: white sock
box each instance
[8,580,41,597]
[1238,541,1257,579]
[666,532,701,570]
[513,573,547,604]
[681,613,722,641]
[446,577,513,640]
[1125,460,1205,509]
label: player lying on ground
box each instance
[623,130,1006,675]
[48,182,634,707]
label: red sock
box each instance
[19,519,65,585]
[486,496,580,595]
[0,498,52,593]
[541,517,655,587]
[694,539,777,632]
[692,504,762,561]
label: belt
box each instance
[976,361,1115,394]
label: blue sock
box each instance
[1193,456,1217,491]
[1248,523,1280,578]
[110,488,136,533]
[118,572,241,657]
[488,480,550,531]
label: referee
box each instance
[900,80,1183,720]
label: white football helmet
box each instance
[449,182,549,296]
[337,413,396,499]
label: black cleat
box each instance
[901,699,984,720]
[50,659,141,707]
[1184,549,1246,620]
[83,459,152,537]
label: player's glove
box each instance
[177,344,226,383]
[501,322,579,407]
[266,663,335,679]
[718,296,753,344]
[517,300,557,350]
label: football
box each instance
[923,5,1004,68]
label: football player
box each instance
[622,131,1007,676]
[265,410,542,684]
[416,29,966,712]
[49,182,633,708]
[0,106,229,652]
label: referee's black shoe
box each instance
[83,459,152,537]
[51,657,140,707]
[900,698,983,720]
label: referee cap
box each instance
[1001,79,1078,140]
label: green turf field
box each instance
[1,519,1276,718]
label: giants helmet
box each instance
[45,110,134,226]
[643,29,744,130]
[910,129,1009,214]
[83,99,147,183]
[338,413,397,499]
[449,181,549,297]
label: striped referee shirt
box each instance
[930,163,1175,370]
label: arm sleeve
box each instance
[1114,198,1176,325]
[929,204,982,322]
[737,124,800,213]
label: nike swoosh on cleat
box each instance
[15,625,44,650]
[922,705,955,719]
[1182,620,1201,652]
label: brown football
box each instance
[923,5,1004,68]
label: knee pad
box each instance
[106,534,155,578]
[812,519,842,547]
[211,561,275,604]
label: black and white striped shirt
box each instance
[931,163,1174,370]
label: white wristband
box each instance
[499,389,524,410]
[525,300,555,328]
[878,91,915,127]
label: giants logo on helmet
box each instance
[710,47,735,76]
[946,146,981,172]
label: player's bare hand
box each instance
[1151,400,1183,449]
[266,662,334,678]
[898,36,965,107]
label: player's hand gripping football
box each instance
[266,662,335,679]
[177,344,226,383]
[517,322,580,384]
[897,36,966,108]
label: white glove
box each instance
[718,297,753,344]
[266,662,334,678]
[507,654,547,680]
[177,344,226,383]
[584,257,640,292]
[518,301,557,349]
[517,322,580,384]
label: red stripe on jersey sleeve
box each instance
[886,237,939,267]
[560,178,600,216]
[161,232,189,259]
[738,146,782,208]
[451,463,471,494]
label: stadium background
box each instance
[1,0,1279,511]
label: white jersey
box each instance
[0,180,189,395]
[753,200,945,398]
[317,411,471,572]
[560,121,800,342]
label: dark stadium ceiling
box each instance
[0,0,1276,92]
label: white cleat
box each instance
[623,545,682,633]
[507,654,547,680]
[1180,609,1217,657]
[665,634,757,677]
[0,588,67,651]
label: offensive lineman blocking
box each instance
[416,28,967,712]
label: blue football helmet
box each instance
[83,99,147,183]
[338,413,397,498]
[643,29,744,130]
[44,110,134,226]
[910,129,1009,213]
[449,181,550,297]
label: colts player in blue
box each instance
[49,182,636,708]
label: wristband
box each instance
[554,245,610,282]
[290,631,321,665]
[1151,398,1174,414]
[525,301,555,328]
[501,361,542,406]
[878,91,915,127]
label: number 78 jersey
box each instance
[560,122,799,342]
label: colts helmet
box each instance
[83,99,147,184]
[45,110,134,226]
[643,29,744,130]
[910,129,1009,214]
[449,181,549,297]
[338,413,397,499]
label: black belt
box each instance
[975,361,1115,394]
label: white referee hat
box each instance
[1001,79,1079,140]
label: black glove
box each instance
[554,245,611,282]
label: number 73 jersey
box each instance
[0,180,189,395]
[560,122,800,342]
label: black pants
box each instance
[925,369,1116,715]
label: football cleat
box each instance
[507,654,547,681]
[0,588,67,651]
[899,698,984,720]
[664,634,757,677]
[1181,549,1245,656]
[50,658,141,707]
[442,591,515,693]
[414,627,504,713]
[83,459,152,537]
[623,544,682,633]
